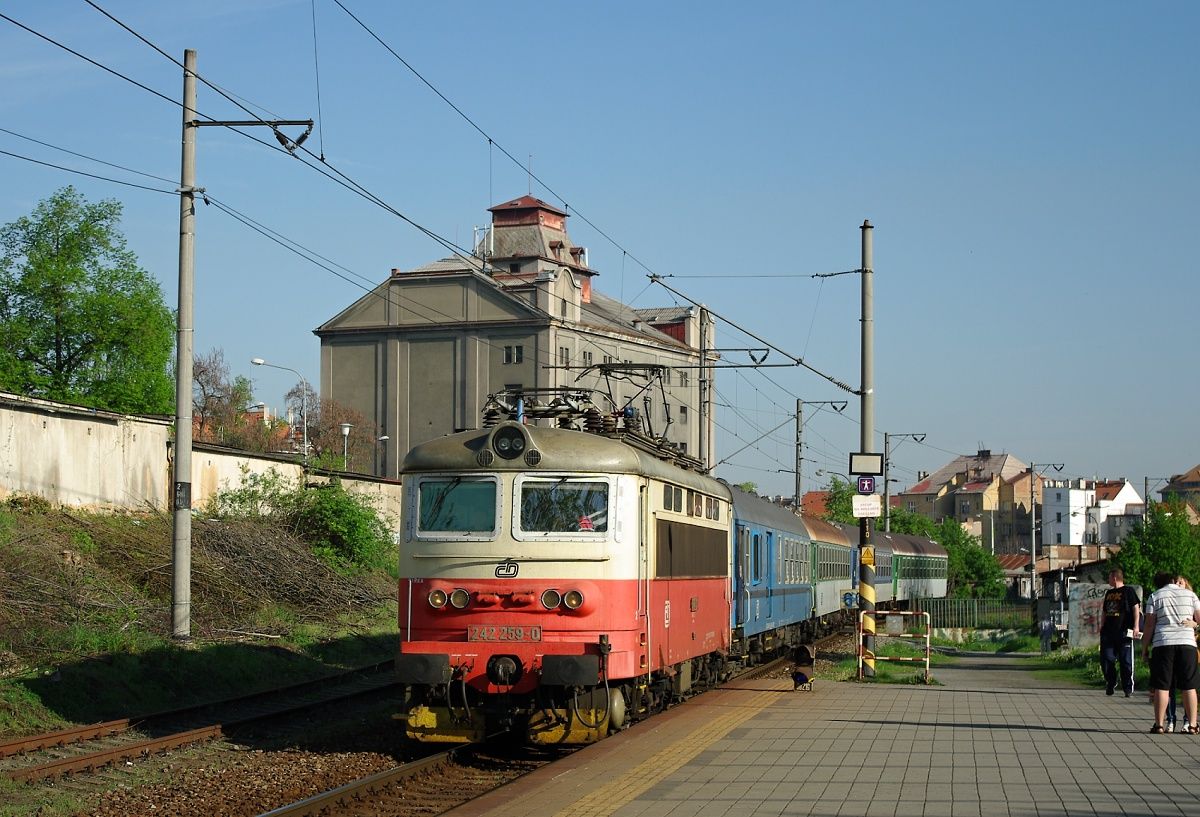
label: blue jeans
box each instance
[1100,638,1134,694]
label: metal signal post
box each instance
[858,221,876,678]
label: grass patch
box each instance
[825,638,949,684]
[1025,646,1150,690]
[931,631,1042,653]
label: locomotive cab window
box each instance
[517,476,609,535]
[416,476,498,537]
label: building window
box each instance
[503,345,524,364]
[1056,533,1062,544]
[560,298,567,317]
[679,405,688,424]
[603,355,614,364]
[664,368,672,385]
[559,346,570,365]
[679,370,689,388]
[582,351,593,367]
[1056,512,1062,523]
[509,263,520,275]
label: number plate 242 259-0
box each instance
[467,624,542,642]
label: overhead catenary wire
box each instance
[10,6,858,485]
[71,2,839,435]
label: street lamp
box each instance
[882,431,926,532]
[376,435,389,476]
[251,358,309,462]
[815,468,851,484]
[340,422,353,470]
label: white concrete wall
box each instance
[0,394,171,510]
[0,393,402,523]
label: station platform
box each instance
[446,655,1200,817]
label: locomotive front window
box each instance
[417,477,498,533]
[520,479,609,533]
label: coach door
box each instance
[734,524,750,627]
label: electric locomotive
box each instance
[395,416,734,745]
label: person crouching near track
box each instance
[1142,571,1200,734]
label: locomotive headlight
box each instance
[428,589,448,608]
[449,588,471,609]
[563,589,585,610]
[540,589,562,609]
[492,426,527,460]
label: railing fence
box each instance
[912,598,1032,629]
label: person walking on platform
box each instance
[1100,569,1141,697]
[1142,572,1200,734]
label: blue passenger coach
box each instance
[728,485,816,661]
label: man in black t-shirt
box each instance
[1100,568,1141,697]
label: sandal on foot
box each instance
[1187,724,1199,734]
[1151,724,1165,734]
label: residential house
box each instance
[1163,464,1200,511]
[897,449,1031,554]
[1041,478,1143,570]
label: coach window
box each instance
[416,476,498,538]
[752,533,761,582]
[517,477,609,535]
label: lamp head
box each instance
[340,422,352,438]
[251,358,265,365]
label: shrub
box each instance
[206,469,396,574]
[294,484,394,572]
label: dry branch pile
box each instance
[0,503,394,671]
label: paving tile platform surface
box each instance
[445,655,1196,817]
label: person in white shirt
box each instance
[1141,571,1200,734]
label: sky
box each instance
[2,1,1196,499]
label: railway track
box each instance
[251,647,827,817]
[1,659,399,783]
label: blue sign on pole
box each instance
[857,476,875,494]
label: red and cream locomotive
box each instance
[396,406,734,745]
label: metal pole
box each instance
[794,399,802,509]
[1030,463,1037,602]
[883,432,891,532]
[171,49,197,640]
[859,220,876,678]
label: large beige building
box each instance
[316,196,716,477]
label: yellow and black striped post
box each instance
[859,516,875,678]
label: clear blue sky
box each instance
[2,1,1196,498]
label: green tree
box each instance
[1110,500,1200,590]
[0,187,174,413]
[932,519,1005,598]
[822,477,854,523]
[733,481,758,495]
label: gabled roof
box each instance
[1168,464,1200,486]
[488,195,567,217]
[393,257,485,276]
[1095,480,1128,502]
[997,554,1032,572]
[634,306,694,324]
[958,480,992,494]
[582,290,691,350]
[904,451,1027,494]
